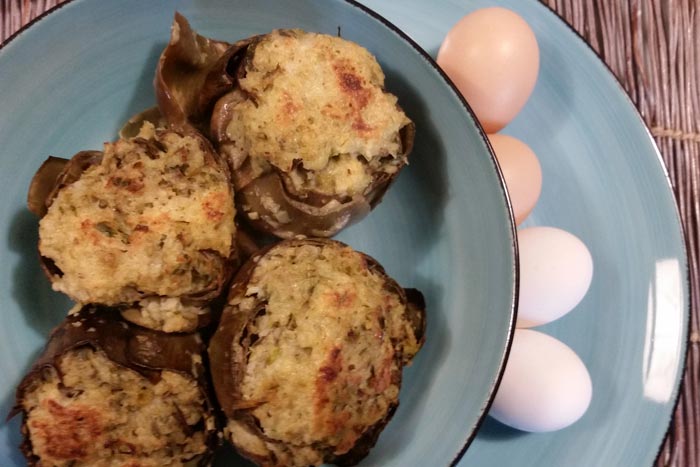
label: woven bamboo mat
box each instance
[1,0,698,466]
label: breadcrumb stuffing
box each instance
[22,348,211,467]
[39,124,235,309]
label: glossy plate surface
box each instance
[0,0,518,466]
[362,0,689,466]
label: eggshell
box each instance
[437,7,540,133]
[517,227,593,328]
[491,329,592,432]
[488,134,542,225]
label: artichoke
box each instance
[154,15,415,239]
[12,305,218,467]
[208,238,425,467]
[29,124,236,332]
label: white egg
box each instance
[490,329,592,432]
[517,226,593,328]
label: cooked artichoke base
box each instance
[226,419,324,467]
[231,242,419,463]
[39,123,235,305]
[224,29,410,197]
[21,348,210,467]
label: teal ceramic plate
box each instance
[0,0,518,466]
[362,0,689,466]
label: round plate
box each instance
[361,0,689,466]
[0,1,517,466]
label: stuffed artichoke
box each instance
[30,123,236,332]
[211,29,415,238]
[153,14,415,238]
[208,238,425,467]
[12,305,217,467]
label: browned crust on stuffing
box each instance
[26,399,103,462]
[12,305,218,466]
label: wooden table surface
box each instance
[1,0,698,466]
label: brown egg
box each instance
[437,7,539,133]
[488,133,542,225]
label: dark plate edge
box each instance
[339,1,520,466]
[533,2,693,465]
[0,1,72,49]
